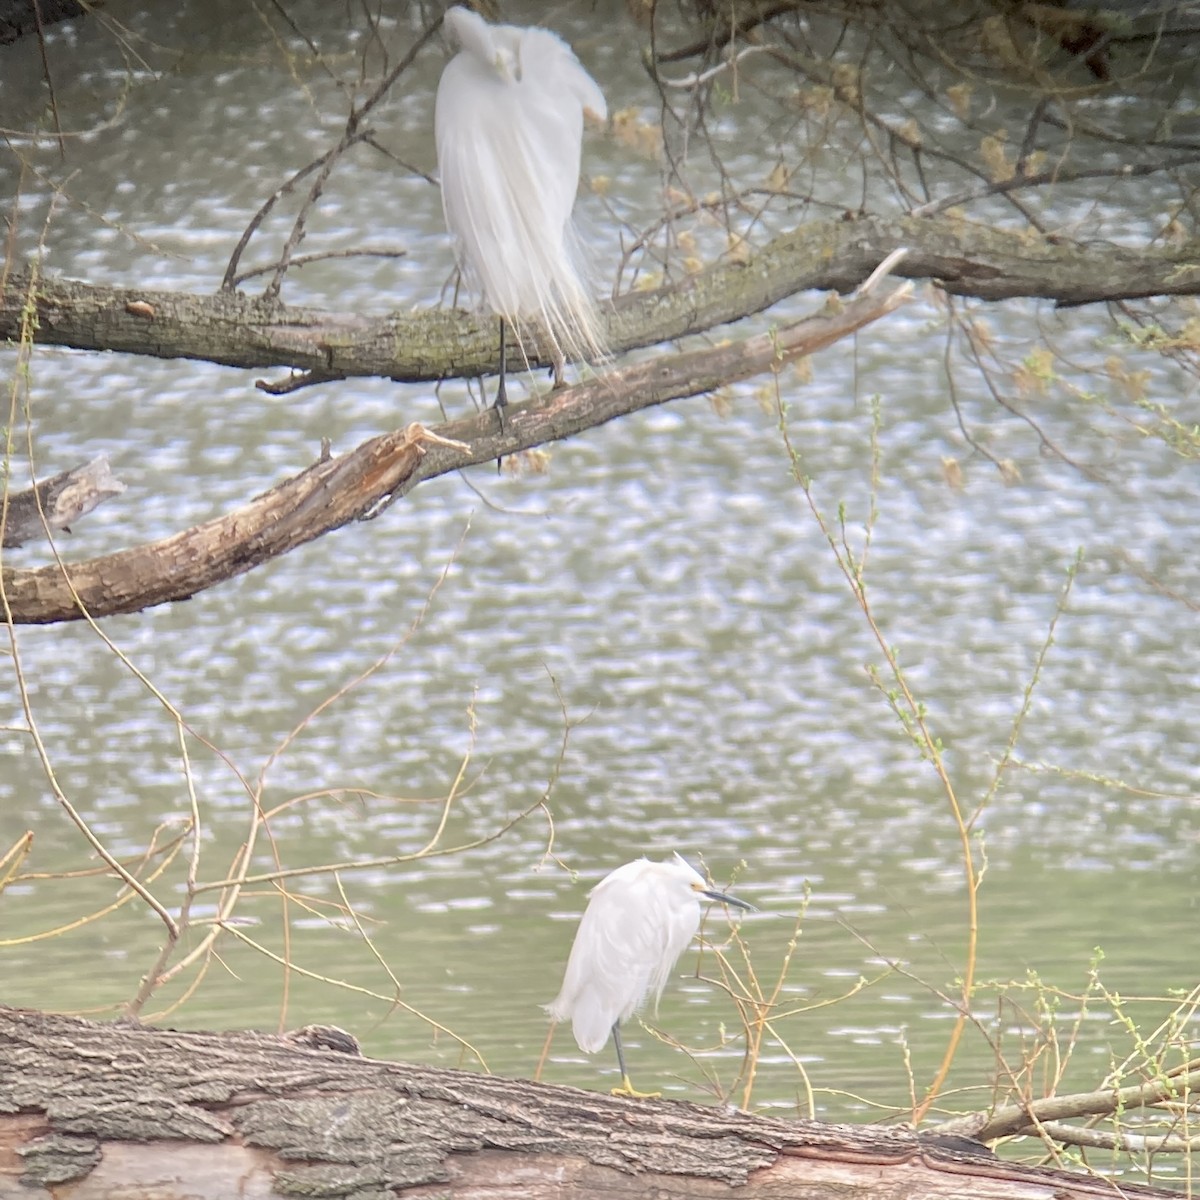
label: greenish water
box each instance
[0,3,1195,1187]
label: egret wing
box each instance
[546,861,700,1053]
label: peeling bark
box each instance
[0,1006,1183,1200]
[3,216,1198,383]
[0,425,433,623]
[1,457,126,549]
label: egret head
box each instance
[670,852,756,912]
[443,6,520,83]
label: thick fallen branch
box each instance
[0,277,911,625]
[0,1005,1186,1200]
[3,215,1199,382]
[0,426,441,624]
[1,457,126,549]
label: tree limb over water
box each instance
[0,274,911,624]
[2,215,1198,385]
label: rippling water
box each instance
[1,2,1196,1164]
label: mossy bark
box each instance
[4,216,1198,382]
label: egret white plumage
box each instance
[434,6,607,425]
[546,853,754,1098]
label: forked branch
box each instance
[933,1063,1200,1146]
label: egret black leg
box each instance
[612,1021,628,1082]
[494,317,507,473]
[609,1022,660,1099]
[495,318,509,417]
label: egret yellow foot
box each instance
[611,1075,660,1099]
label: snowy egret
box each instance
[546,853,754,1098]
[434,6,607,426]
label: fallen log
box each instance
[0,1006,1183,1200]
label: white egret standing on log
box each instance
[434,5,607,428]
[546,854,754,1098]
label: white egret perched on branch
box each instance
[434,5,608,427]
[547,853,754,1098]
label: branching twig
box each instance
[933,1066,1200,1143]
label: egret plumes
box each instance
[434,6,607,413]
[546,853,753,1098]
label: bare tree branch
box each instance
[932,1065,1200,1143]
[4,216,1199,384]
[0,277,911,624]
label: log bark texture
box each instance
[0,1006,1182,1200]
[4,216,1199,382]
